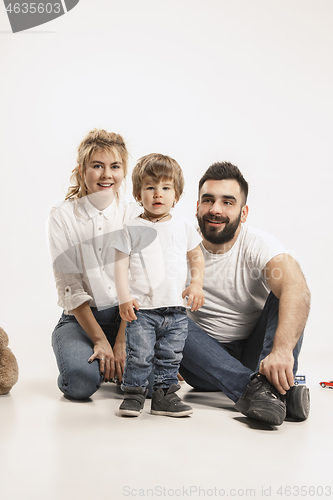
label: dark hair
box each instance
[198,162,248,204]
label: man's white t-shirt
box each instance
[113,215,202,309]
[187,225,287,343]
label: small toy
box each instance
[294,375,306,386]
[0,327,19,394]
[319,380,333,389]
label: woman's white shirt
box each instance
[48,196,142,314]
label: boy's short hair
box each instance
[198,162,249,204]
[132,153,184,202]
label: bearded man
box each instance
[180,162,311,426]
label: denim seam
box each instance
[54,330,68,388]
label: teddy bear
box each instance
[0,327,19,394]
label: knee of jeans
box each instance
[59,368,101,400]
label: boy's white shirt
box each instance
[113,215,202,309]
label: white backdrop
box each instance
[1,0,332,354]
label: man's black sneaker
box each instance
[234,373,286,426]
[119,386,147,417]
[151,384,193,417]
[285,385,310,421]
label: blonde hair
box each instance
[65,129,128,200]
[132,153,184,202]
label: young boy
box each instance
[113,153,205,417]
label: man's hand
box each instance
[259,349,295,394]
[119,299,140,322]
[182,284,205,312]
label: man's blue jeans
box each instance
[179,293,303,402]
[52,306,120,399]
[122,307,188,391]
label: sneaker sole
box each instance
[150,409,193,417]
[235,399,285,426]
[119,409,142,417]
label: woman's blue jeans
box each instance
[179,293,303,402]
[122,307,188,391]
[52,306,120,399]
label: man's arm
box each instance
[259,253,311,394]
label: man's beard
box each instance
[197,209,242,245]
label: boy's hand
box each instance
[119,299,140,322]
[182,284,205,312]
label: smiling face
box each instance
[79,150,124,208]
[137,177,177,221]
[197,179,248,252]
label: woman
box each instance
[49,129,141,399]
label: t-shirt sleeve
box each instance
[186,220,202,252]
[246,227,288,272]
[111,225,131,255]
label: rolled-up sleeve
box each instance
[48,207,93,314]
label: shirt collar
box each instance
[82,196,117,220]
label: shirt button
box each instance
[99,248,101,251]
[99,227,102,230]
[99,212,102,215]
[65,288,69,292]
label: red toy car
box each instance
[319,380,333,388]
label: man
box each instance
[180,162,311,426]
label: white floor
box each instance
[1,339,333,500]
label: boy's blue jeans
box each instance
[52,306,120,399]
[180,293,303,402]
[121,307,188,391]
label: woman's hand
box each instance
[72,303,117,382]
[89,339,116,382]
[111,318,127,383]
[113,339,126,382]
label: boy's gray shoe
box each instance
[234,373,286,426]
[151,384,193,417]
[119,386,147,417]
[285,385,310,421]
